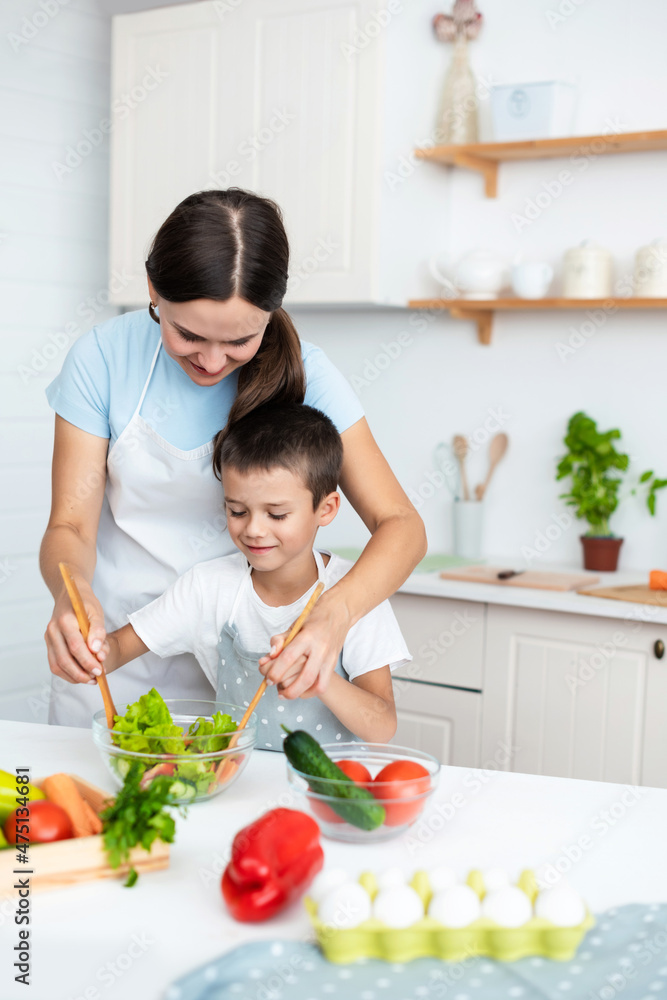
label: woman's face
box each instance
[148,282,271,386]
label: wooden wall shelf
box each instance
[407,297,667,345]
[414,129,667,197]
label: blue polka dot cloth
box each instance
[165,904,667,1000]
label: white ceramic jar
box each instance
[562,241,613,298]
[634,239,667,297]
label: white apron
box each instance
[216,551,356,751]
[49,339,231,727]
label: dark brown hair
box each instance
[145,189,305,472]
[216,403,343,509]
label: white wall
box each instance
[304,0,667,571]
[0,0,112,721]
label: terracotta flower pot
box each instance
[580,535,624,572]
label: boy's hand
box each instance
[257,593,351,699]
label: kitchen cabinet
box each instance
[389,593,483,765]
[393,678,481,767]
[390,593,485,690]
[108,0,446,307]
[480,604,667,788]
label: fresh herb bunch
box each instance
[556,411,667,536]
[100,762,182,887]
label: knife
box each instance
[497,569,526,580]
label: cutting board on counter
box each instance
[439,566,599,591]
[578,584,667,606]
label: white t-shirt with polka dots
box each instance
[128,549,411,688]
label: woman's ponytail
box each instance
[212,307,305,478]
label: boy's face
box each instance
[221,465,339,571]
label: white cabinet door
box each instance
[641,629,667,788]
[109,0,446,306]
[393,679,481,768]
[246,0,381,304]
[109,0,382,306]
[390,593,485,690]
[481,604,667,787]
[109,3,231,306]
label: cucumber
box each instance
[168,779,197,801]
[115,757,133,780]
[282,729,385,831]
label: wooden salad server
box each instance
[58,562,117,728]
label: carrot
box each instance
[81,797,103,835]
[650,570,667,591]
[42,773,101,838]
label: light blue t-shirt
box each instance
[46,309,363,448]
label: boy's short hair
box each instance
[216,403,343,508]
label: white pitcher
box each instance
[430,249,506,300]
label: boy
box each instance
[91,403,410,749]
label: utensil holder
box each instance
[453,500,484,559]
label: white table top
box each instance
[0,720,664,1000]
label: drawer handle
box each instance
[655,640,665,660]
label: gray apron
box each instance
[216,551,357,751]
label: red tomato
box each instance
[3,801,73,844]
[371,760,431,827]
[309,760,372,825]
[140,762,176,789]
[335,760,372,785]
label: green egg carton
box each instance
[306,868,595,963]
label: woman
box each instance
[41,189,426,727]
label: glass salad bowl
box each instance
[92,698,257,805]
[286,742,440,843]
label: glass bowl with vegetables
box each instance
[284,733,440,843]
[92,690,257,805]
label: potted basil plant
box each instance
[556,411,667,571]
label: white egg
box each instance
[373,886,424,928]
[428,866,457,893]
[376,866,406,891]
[429,885,481,927]
[318,882,372,929]
[481,886,532,927]
[309,867,350,904]
[535,886,586,927]
[482,867,510,893]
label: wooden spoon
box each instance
[216,580,325,781]
[452,435,471,501]
[474,432,509,501]
[58,562,117,728]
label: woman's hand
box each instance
[258,591,351,698]
[44,577,109,685]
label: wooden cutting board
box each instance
[578,584,667,607]
[439,566,600,591]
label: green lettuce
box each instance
[187,712,237,753]
[112,688,186,755]
[111,691,238,777]
[172,759,218,793]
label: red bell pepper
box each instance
[221,808,324,922]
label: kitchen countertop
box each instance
[397,559,667,625]
[1,720,666,999]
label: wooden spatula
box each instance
[58,562,117,728]
[216,580,325,781]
